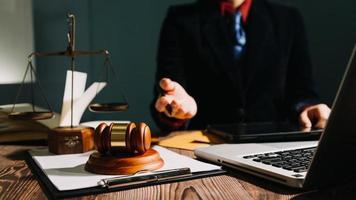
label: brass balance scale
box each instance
[8,12,164,175]
[8,13,129,154]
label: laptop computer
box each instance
[195,44,356,189]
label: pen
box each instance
[98,168,192,189]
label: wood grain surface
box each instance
[1,143,356,200]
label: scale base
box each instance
[48,126,94,155]
[85,149,164,175]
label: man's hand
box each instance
[299,104,331,129]
[155,78,197,119]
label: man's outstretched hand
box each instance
[299,104,331,129]
[155,78,197,119]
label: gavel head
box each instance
[94,122,151,155]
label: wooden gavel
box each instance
[94,122,151,155]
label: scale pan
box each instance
[89,102,129,112]
[8,111,54,120]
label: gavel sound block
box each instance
[85,122,164,175]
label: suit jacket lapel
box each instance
[200,5,244,95]
[198,1,278,104]
[244,0,277,90]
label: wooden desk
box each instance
[1,143,356,199]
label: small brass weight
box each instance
[85,122,164,175]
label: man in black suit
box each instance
[152,0,330,132]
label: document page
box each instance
[30,146,221,191]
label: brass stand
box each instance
[30,13,112,154]
[10,13,127,154]
[48,126,94,154]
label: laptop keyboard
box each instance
[242,147,316,173]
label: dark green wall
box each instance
[31,0,194,132]
[272,0,356,106]
[1,0,355,131]
[87,0,194,127]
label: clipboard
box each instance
[25,149,225,199]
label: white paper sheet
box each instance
[59,70,106,127]
[29,146,221,191]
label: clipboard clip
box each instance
[98,168,192,189]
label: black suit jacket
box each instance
[152,0,319,130]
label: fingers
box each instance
[299,110,312,128]
[299,104,331,129]
[168,100,179,117]
[300,126,312,132]
[155,96,172,112]
[156,78,197,120]
[159,78,176,93]
[156,98,194,119]
[155,97,184,118]
[314,119,327,129]
[313,105,330,129]
[170,100,186,119]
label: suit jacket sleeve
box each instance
[156,7,188,86]
[285,8,320,120]
[151,7,189,133]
